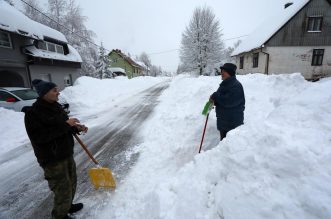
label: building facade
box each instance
[0,1,82,90]
[232,0,331,80]
[108,49,143,79]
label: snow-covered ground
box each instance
[1,73,331,219]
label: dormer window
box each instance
[307,16,323,32]
[38,41,64,54]
[0,30,12,48]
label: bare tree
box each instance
[23,0,44,24]
[21,0,99,77]
[4,0,14,6]
[47,0,67,31]
[223,40,241,63]
[180,6,225,75]
[139,52,152,75]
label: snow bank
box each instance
[99,73,331,219]
[0,76,165,157]
[0,108,29,154]
[60,76,166,116]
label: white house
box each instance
[0,1,82,89]
[232,0,331,80]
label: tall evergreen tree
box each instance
[94,43,112,79]
[180,6,225,75]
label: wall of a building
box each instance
[235,49,268,75]
[29,65,80,90]
[109,52,134,78]
[0,32,28,68]
[266,46,331,79]
[235,46,331,80]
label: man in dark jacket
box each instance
[210,63,245,140]
[25,79,88,219]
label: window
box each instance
[0,31,12,48]
[307,16,323,32]
[312,49,324,66]
[47,42,56,52]
[64,75,72,86]
[240,56,244,69]
[11,89,39,100]
[253,53,259,68]
[38,41,47,50]
[55,45,64,54]
[38,41,64,54]
[0,91,14,101]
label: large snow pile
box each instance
[99,73,331,219]
[0,73,330,218]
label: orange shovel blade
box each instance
[88,167,116,189]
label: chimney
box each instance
[284,2,293,9]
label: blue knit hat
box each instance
[32,79,57,97]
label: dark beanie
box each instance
[32,79,57,97]
[220,63,237,76]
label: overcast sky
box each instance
[16,0,292,72]
[78,0,292,72]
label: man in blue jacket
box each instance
[210,63,245,140]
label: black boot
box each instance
[69,203,83,214]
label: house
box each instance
[0,1,82,90]
[108,49,143,78]
[231,0,331,80]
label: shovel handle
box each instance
[74,134,99,165]
[198,113,209,153]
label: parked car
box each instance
[0,87,70,113]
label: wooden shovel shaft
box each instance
[198,113,209,153]
[74,134,99,165]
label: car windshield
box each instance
[11,89,39,100]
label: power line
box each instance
[20,0,249,57]
[19,0,108,51]
[147,34,248,56]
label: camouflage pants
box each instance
[43,156,77,219]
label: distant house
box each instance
[0,1,82,90]
[108,49,143,78]
[232,0,331,80]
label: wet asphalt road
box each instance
[0,81,169,219]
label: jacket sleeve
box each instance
[211,84,245,109]
[24,111,72,144]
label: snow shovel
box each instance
[198,100,214,153]
[74,134,116,189]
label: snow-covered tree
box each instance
[93,43,112,79]
[223,40,241,63]
[23,0,44,24]
[179,6,225,75]
[21,0,99,77]
[47,0,67,31]
[138,52,152,75]
[4,0,14,6]
[150,65,163,77]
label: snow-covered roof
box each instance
[110,67,126,73]
[0,1,67,43]
[232,0,310,56]
[25,44,82,63]
[135,61,149,70]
